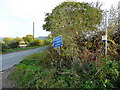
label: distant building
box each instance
[19,41,27,47]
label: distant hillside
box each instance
[37,36,47,40]
[0,37,4,41]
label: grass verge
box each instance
[10,50,119,88]
[9,51,49,88]
[1,46,41,54]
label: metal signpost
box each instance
[104,11,108,56]
[102,11,108,56]
[53,35,63,71]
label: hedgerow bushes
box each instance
[1,37,47,53]
[10,50,119,88]
[28,39,44,47]
[2,41,19,52]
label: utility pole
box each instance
[105,11,108,56]
[118,1,120,28]
[33,22,34,40]
[118,2,120,44]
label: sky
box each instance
[0,0,120,38]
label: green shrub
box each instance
[44,39,51,45]
[2,41,19,51]
[9,41,19,49]
[2,43,10,51]
[2,37,14,44]
[10,50,119,88]
[28,39,44,46]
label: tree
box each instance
[43,1,102,37]
[2,37,14,44]
[14,37,23,43]
[9,41,19,49]
[2,43,10,51]
[23,35,33,44]
[43,1,103,73]
[28,39,44,46]
[43,1,102,58]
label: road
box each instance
[0,47,48,89]
[0,47,47,71]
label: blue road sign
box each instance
[54,36,62,48]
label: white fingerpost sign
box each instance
[102,35,107,41]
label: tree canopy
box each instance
[23,35,33,44]
[43,1,102,38]
[43,1,103,58]
[14,37,23,43]
[2,37,14,44]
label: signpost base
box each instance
[57,47,62,71]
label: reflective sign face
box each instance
[102,35,107,41]
[53,36,62,48]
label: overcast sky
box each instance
[0,0,120,38]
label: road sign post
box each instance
[57,47,62,70]
[53,36,63,71]
[105,11,108,56]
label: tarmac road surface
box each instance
[0,47,47,71]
